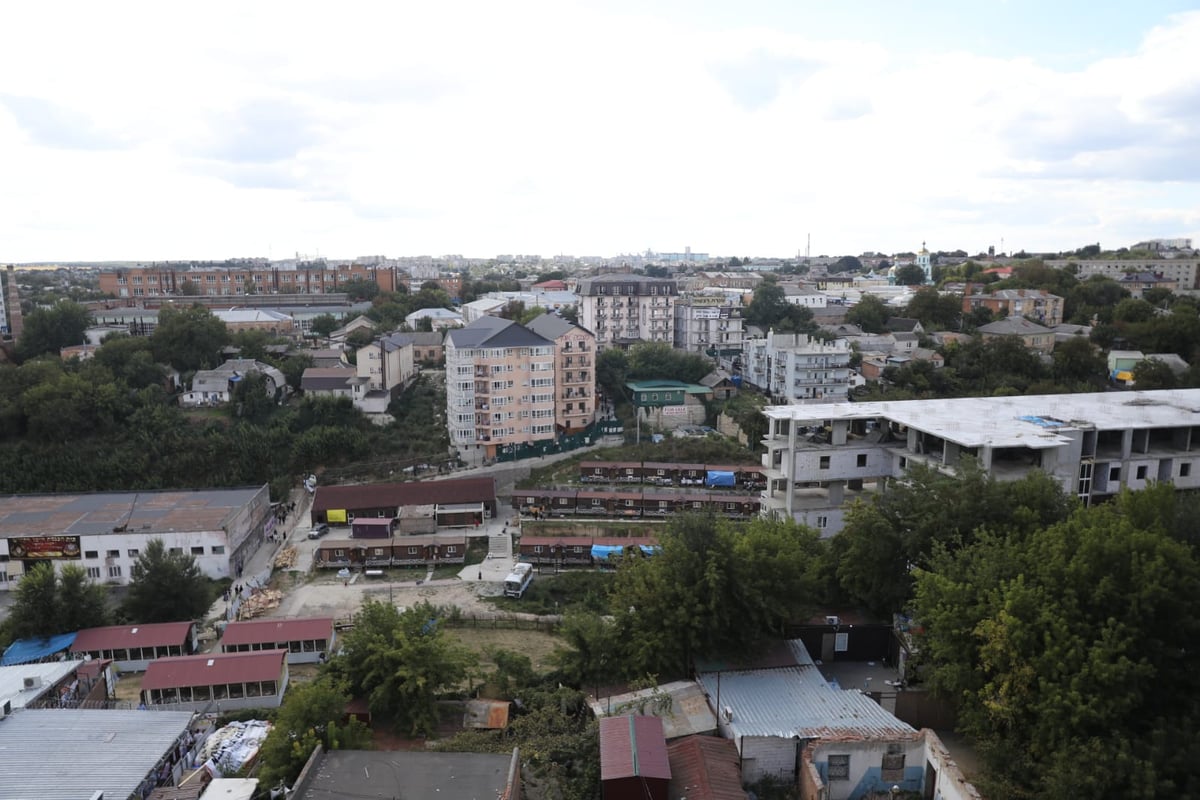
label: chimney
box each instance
[5,266,23,341]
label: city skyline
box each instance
[2,1,1198,263]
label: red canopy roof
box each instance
[220,617,334,647]
[599,715,671,781]
[141,650,286,691]
[71,621,194,653]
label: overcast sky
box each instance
[2,1,1199,262]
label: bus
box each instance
[503,562,534,598]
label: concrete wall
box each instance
[739,735,800,784]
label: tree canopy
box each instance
[257,677,372,788]
[151,305,230,371]
[2,562,109,643]
[16,300,90,361]
[744,278,818,333]
[123,538,214,623]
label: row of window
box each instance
[224,639,329,653]
[78,545,225,560]
[81,645,185,661]
[328,546,457,557]
[826,752,905,782]
[145,680,278,704]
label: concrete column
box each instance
[1121,429,1133,460]
[786,418,797,519]
[827,481,845,506]
[831,420,848,446]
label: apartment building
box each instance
[355,333,416,395]
[743,332,852,404]
[962,287,1064,326]
[525,313,597,432]
[577,274,678,349]
[98,263,402,298]
[759,389,1200,535]
[673,295,745,357]
[1046,259,1200,290]
[446,318,559,460]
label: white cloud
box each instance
[0,3,1197,260]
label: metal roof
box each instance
[219,617,334,647]
[590,680,718,740]
[765,388,1200,450]
[140,650,285,691]
[667,735,748,800]
[0,660,82,709]
[0,708,193,800]
[696,642,916,742]
[0,487,264,539]
[299,751,513,800]
[71,621,195,654]
[445,316,553,349]
[311,476,496,513]
[599,715,672,782]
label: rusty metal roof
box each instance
[599,715,672,782]
[667,736,748,800]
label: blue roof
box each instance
[1,633,77,666]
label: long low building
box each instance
[313,535,467,569]
[761,389,1200,536]
[140,650,289,711]
[0,485,272,591]
[311,476,497,525]
[70,621,198,672]
[219,617,336,664]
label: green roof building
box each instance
[625,379,712,408]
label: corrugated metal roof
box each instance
[599,715,672,782]
[0,708,193,800]
[311,477,495,514]
[590,680,717,740]
[219,617,334,647]
[71,621,194,654]
[667,736,748,800]
[141,650,285,691]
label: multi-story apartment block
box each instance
[760,389,1200,536]
[577,275,678,349]
[99,263,403,299]
[743,332,852,404]
[673,295,745,357]
[1046,259,1200,290]
[962,287,1064,326]
[526,313,597,432]
[355,333,416,395]
[446,318,559,460]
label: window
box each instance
[408,546,418,555]
[108,565,122,578]
[127,549,139,557]
[816,516,828,529]
[169,547,183,555]
[1136,465,1147,480]
[819,455,830,469]
[446,546,457,554]
[106,549,120,558]
[1182,463,1192,478]
[334,549,346,558]
[1109,466,1121,482]
[533,545,543,554]
[212,545,225,555]
[87,567,101,579]
[857,453,868,467]
[828,755,850,781]
[85,550,98,559]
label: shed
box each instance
[435,501,485,528]
[600,715,672,800]
[70,621,197,672]
[140,650,289,711]
[397,503,436,534]
[219,617,336,664]
[351,517,394,538]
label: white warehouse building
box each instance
[761,389,1200,536]
[0,485,273,590]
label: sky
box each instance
[2,0,1199,262]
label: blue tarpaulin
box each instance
[591,544,661,560]
[1,632,77,666]
[706,470,736,487]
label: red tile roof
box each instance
[140,650,286,691]
[219,617,334,647]
[71,621,195,653]
[600,715,671,782]
[667,736,747,800]
[312,477,496,514]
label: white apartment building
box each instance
[446,317,558,461]
[355,333,416,395]
[673,296,745,357]
[577,274,678,349]
[759,389,1200,536]
[744,332,852,405]
[1047,259,1200,290]
[0,486,273,589]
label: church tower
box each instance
[915,242,932,284]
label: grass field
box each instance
[445,626,566,674]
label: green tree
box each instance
[845,294,888,333]
[309,313,339,337]
[6,562,109,639]
[17,300,91,360]
[123,538,213,622]
[626,342,711,385]
[338,278,381,302]
[93,335,165,390]
[596,348,629,402]
[894,264,926,285]
[904,287,961,329]
[329,601,474,736]
[745,278,815,332]
[151,305,229,371]
[1131,358,1178,389]
[230,371,278,422]
[1052,335,1105,384]
[258,677,373,788]
[914,499,1200,799]
[178,279,202,296]
[831,255,863,273]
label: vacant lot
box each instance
[444,626,565,674]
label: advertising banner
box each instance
[7,536,82,560]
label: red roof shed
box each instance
[666,736,747,800]
[141,650,286,692]
[600,715,671,800]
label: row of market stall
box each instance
[311,535,468,569]
[579,460,767,489]
[512,488,762,519]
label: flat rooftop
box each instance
[0,486,266,539]
[765,389,1200,450]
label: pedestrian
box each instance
[478,570,483,580]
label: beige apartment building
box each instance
[99,263,402,298]
[577,274,678,349]
[526,313,597,432]
[446,318,559,461]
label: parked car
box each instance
[308,523,330,539]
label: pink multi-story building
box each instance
[526,314,597,433]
